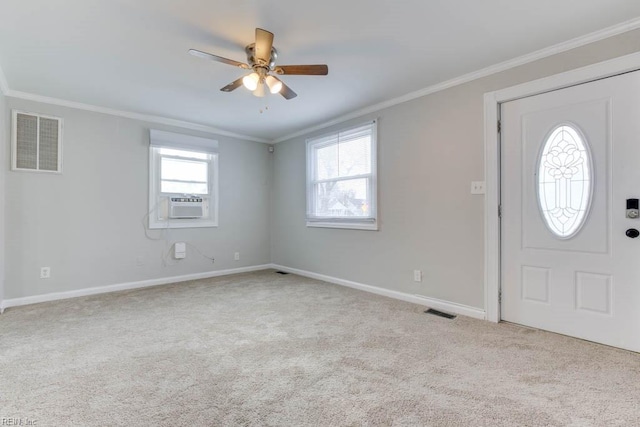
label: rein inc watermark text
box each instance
[2,418,38,426]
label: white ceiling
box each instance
[1,1,640,141]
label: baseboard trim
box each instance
[0,264,272,312]
[270,264,486,320]
[1,264,486,320]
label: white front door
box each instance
[501,70,640,352]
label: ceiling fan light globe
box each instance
[265,75,283,94]
[253,82,266,97]
[242,73,259,91]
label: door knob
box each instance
[626,228,639,238]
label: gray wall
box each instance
[4,98,272,299]
[4,29,640,305]
[271,29,640,309]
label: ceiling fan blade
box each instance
[254,28,274,65]
[220,77,245,92]
[189,49,249,69]
[279,81,297,100]
[275,65,328,75]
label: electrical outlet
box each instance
[234,252,240,261]
[40,267,51,279]
[470,181,486,195]
[413,270,422,282]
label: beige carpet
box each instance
[1,270,639,426]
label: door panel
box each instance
[501,71,640,352]
[521,99,610,254]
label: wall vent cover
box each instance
[12,111,63,173]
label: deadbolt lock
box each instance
[626,199,639,219]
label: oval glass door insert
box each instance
[537,124,592,238]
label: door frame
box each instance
[484,51,640,323]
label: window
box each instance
[537,124,592,239]
[160,148,209,195]
[11,110,63,173]
[149,129,218,229]
[306,121,378,230]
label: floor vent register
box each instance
[424,308,457,319]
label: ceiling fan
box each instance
[189,28,328,100]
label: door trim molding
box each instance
[484,51,640,323]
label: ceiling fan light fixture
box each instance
[190,28,328,101]
[265,75,283,94]
[253,81,266,97]
[242,72,259,91]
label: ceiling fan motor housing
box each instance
[245,43,278,70]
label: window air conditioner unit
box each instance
[169,196,204,219]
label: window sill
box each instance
[306,221,378,231]
[149,219,218,229]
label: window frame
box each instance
[148,130,219,230]
[306,120,378,230]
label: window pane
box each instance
[159,148,208,159]
[316,143,338,180]
[537,124,591,238]
[315,136,371,181]
[161,158,208,183]
[314,178,370,217]
[306,122,377,227]
[339,136,371,177]
[161,180,208,194]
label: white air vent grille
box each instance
[12,111,63,173]
[16,113,37,169]
[39,118,60,171]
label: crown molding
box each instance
[0,64,9,95]
[273,16,640,143]
[3,89,270,143]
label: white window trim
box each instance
[11,110,64,174]
[148,130,219,229]
[306,120,378,231]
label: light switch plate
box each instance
[174,242,186,259]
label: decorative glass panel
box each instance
[537,124,592,238]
